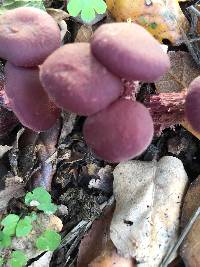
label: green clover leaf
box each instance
[0,231,11,248]
[36,230,61,251]
[8,251,28,267]
[93,0,107,13]
[0,257,4,266]
[25,187,51,206]
[38,202,57,215]
[25,187,57,214]
[30,212,37,221]
[16,216,32,237]
[67,0,107,23]
[67,0,82,17]
[1,214,19,236]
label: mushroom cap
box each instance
[0,7,61,67]
[185,76,200,132]
[40,43,123,116]
[83,99,154,162]
[5,62,60,131]
[91,22,170,82]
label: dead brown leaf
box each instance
[0,106,18,138]
[0,176,24,212]
[77,206,114,267]
[17,129,38,179]
[30,120,61,191]
[46,8,70,23]
[58,112,76,145]
[180,175,200,266]
[89,240,135,267]
[155,51,200,93]
[181,177,200,227]
[111,157,188,266]
[182,119,200,140]
[75,25,94,43]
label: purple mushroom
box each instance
[40,43,123,116]
[0,7,61,67]
[91,22,170,82]
[185,76,200,132]
[83,98,154,163]
[5,62,60,131]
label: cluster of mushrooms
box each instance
[0,6,198,162]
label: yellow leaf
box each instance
[106,0,189,44]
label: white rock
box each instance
[110,156,188,267]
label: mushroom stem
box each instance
[145,90,187,135]
[122,79,139,101]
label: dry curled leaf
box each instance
[182,119,200,140]
[75,25,94,43]
[106,0,189,44]
[46,8,70,23]
[111,156,188,267]
[0,145,12,158]
[155,51,200,93]
[180,175,200,266]
[194,4,200,35]
[58,112,76,145]
[0,178,24,212]
[17,129,38,179]
[0,104,18,138]
[77,206,114,267]
[89,241,135,267]
[31,120,61,191]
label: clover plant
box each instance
[67,0,107,23]
[0,187,61,267]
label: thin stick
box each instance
[188,6,200,17]
[161,207,200,267]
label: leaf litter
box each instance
[1,1,200,267]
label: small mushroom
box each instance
[5,62,60,131]
[0,7,61,67]
[83,98,154,163]
[91,22,170,82]
[185,76,200,132]
[40,43,123,116]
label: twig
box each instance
[187,6,200,17]
[64,226,91,266]
[58,220,91,249]
[188,37,200,42]
[161,207,200,267]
